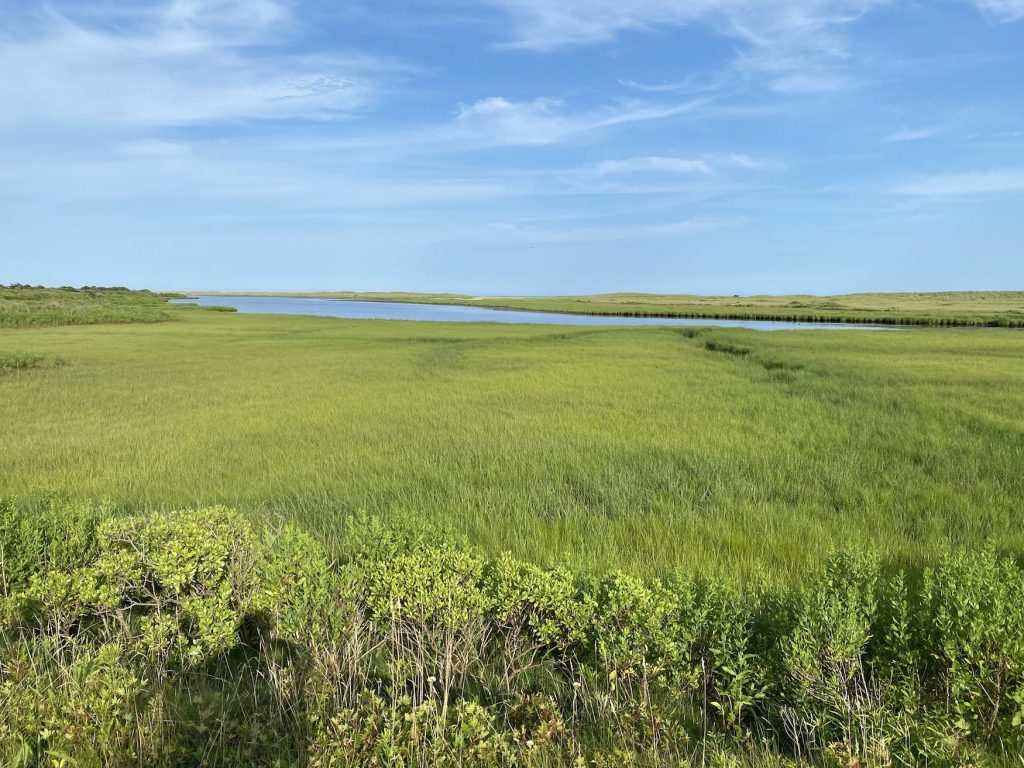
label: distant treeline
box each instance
[2,502,1022,766]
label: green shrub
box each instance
[923,549,1024,744]
[594,572,679,693]
[487,553,596,690]
[2,502,1024,766]
[697,579,769,733]
[0,352,44,374]
[10,506,258,668]
[778,551,895,761]
[0,638,149,767]
[0,497,106,597]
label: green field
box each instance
[207,289,1024,327]
[2,297,1022,580]
[4,287,1024,766]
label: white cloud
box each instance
[765,71,855,94]
[161,0,290,31]
[474,0,896,95]
[0,0,393,128]
[589,153,778,178]
[449,96,705,147]
[596,157,713,175]
[473,0,883,50]
[715,152,778,170]
[889,168,1024,197]
[883,126,944,143]
[972,0,1024,21]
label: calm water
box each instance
[173,296,895,331]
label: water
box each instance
[172,296,896,331]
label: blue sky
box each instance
[1,0,1022,294]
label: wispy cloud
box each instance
[449,96,706,147]
[596,157,713,175]
[971,0,1024,22]
[883,125,945,143]
[591,153,778,176]
[0,0,399,129]
[471,0,891,95]
[889,168,1024,197]
[470,0,882,50]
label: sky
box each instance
[1,0,1023,294]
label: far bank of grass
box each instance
[206,290,1024,327]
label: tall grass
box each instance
[2,309,1022,581]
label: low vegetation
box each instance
[208,290,1024,327]
[0,352,44,374]
[0,285,185,328]
[2,502,1021,767]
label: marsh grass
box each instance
[2,309,1022,581]
[0,285,185,328]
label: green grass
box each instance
[206,289,1024,326]
[3,306,1023,581]
[0,284,185,327]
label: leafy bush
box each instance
[0,352,45,375]
[923,549,1024,744]
[2,502,1023,766]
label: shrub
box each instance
[9,506,258,668]
[2,502,1024,766]
[923,549,1024,744]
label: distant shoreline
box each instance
[186,290,1024,327]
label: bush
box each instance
[2,502,1023,766]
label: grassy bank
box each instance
[205,290,1024,327]
[2,307,1022,581]
[0,285,186,328]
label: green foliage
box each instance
[0,352,44,374]
[0,639,148,767]
[309,693,525,767]
[488,553,595,655]
[923,549,1024,743]
[0,285,185,327]
[3,503,1024,766]
[0,496,106,596]
[10,506,257,668]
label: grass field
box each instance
[206,289,1024,327]
[3,301,1022,581]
